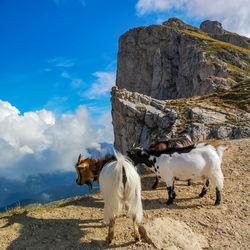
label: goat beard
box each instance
[85,180,93,190]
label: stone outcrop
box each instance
[116,18,249,101]
[140,217,209,249]
[200,20,250,50]
[200,20,225,35]
[111,86,250,153]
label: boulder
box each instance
[140,217,209,249]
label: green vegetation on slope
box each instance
[166,79,249,134]
[180,29,250,82]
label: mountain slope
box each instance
[0,138,249,249]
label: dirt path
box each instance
[0,138,249,249]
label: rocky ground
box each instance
[0,138,249,249]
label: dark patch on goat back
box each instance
[122,165,127,188]
[149,144,196,157]
[149,137,192,150]
[95,155,116,181]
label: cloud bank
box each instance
[0,100,113,180]
[136,0,250,37]
[83,71,116,99]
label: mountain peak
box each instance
[162,17,188,30]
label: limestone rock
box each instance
[162,17,188,30]
[200,20,250,50]
[200,20,225,35]
[116,18,248,100]
[111,87,250,153]
[141,217,209,249]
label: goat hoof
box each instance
[166,200,173,205]
[214,200,220,206]
[199,192,205,198]
[134,230,140,241]
[106,237,112,244]
[187,180,191,186]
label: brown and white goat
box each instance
[148,136,193,189]
[75,152,143,244]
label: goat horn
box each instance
[128,143,135,152]
[77,154,82,164]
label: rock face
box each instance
[200,20,225,35]
[200,20,250,50]
[111,86,250,153]
[112,18,250,153]
[116,18,249,101]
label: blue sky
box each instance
[0,0,249,181]
[1,0,249,115]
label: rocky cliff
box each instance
[116,18,249,100]
[111,81,249,153]
[112,18,250,153]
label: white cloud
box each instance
[61,72,71,79]
[0,100,113,180]
[136,0,250,37]
[61,72,84,89]
[41,192,51,201]
[48,57,76,68]
[83,71,116,99]
[96,112,114,144]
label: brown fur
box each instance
[75,154,115,188]
[149,137,192,151]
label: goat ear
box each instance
[77,154,82,163]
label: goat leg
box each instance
[166,185,175,205]
[214,187,221,206]
[199,179,209,198]
[132,216,140,241]
[152,175,159,189]
[106,218,115,243]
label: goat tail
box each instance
[216,144,228,161]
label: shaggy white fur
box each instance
[99,151,143,225]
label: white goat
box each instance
[128,143,227,205]
[99,151,143,243]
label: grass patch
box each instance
[166,25,249,83]
[164,79,249,133]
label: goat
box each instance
[128,143,227,206]
[75,152,143,243]
[148,136,193,189]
